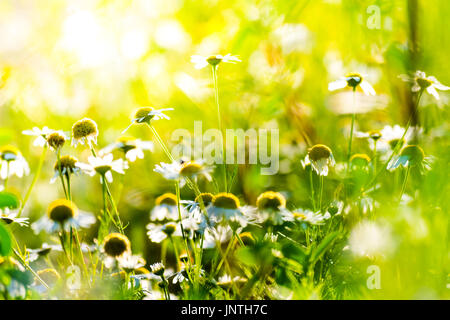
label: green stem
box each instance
[399,166,411,203]
[212,66,227,192]
[57,150,68,199]
[310,169,316,211]
[17,146,47,218]
[347,88,357,167]
[147,123,175,162]
[319,175,324,212]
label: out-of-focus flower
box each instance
[154,160,213,187]
[22,126,54,147]
[76,154,128,183]
[51,155,81,183]
[32,199,96,233]
[349,220,393,258]
[0,145,30,179]
[328,72,376,96]
[245,191,293,225]
[190,54,241,69]
[122,107,173,133]
[0,208,29,227]
[118,254,146,273]
[100,136,153,162]
[388,145,431,173]
[290,209,331,225]
[399,70,449,100]
[147,222,182,243]
[303,144,335,176]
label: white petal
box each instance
[328,79,347,91]
[427,86,440,100]
[360,80,376,96]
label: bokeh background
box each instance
[0,0,449,299]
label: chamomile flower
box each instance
[76,154,128,183]
[150,193,184,221]
[147,222,182,243]
[118,254,146,273]
[46,131,68,151]
[208,193,248,229]
[399,70,450,100]
[349,153,371,171]
[150,262,166,277]
[303,144,335,176]
[22,126,54,147]
[0,208,29,227]
[387,145,431,172]
[217,274,248,289]
[154,160,213,187]
[246,191,293,225]
[50,155,81,183]
[100,136,154,162]
[328,72,376,95]
[31,199,96,233]
[203,225,233,249]
[366,125,420,155]
[103,233,131,258]
[71,118,99,147]
[0,145,30,179]
[122,107,174,133]
[190,54,241,69]
[291,209,331,225]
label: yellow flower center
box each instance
[117,136,137,153]
[162,223,177,236]
[416,77,433,90]
[293,212,307,220]
[134,107,155,123]
[0,145,20,161]
[308,144,332,162]
[345,72,363,88]
[155,193,177,206]
[400,145,425,166]
[213,193,240,209]
[206,55,222,66]
[103,233,131,257]
[72,118,98,140]
[195,193,215,207]
[350,153,371,167]
[256,191,286,210]
[180,162,203,177]
[47,132,66,149]
[54,155,78,174]
[94,165,112,176]
[368,130,382,141]
[47,199,78,223]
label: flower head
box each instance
[328,72,376,95]
[303,144,335,176]
[190,54,241,69]
[388,145,431,172]
[350,153,371,171]
[103,233,131,257]
[0,208,29,227]
[0,145,30,179]
[150,262,165,276]
[47,199,78,224]
[154,160,213,187]
[100,136,153,162]
[46,131,67,150]
[291,209,331,225]
[51,155,80,183]
[122,107,173,133]
[400,70,449,100]
[147,222,182,243]
[150,193,183,221]
[72,118,99,147]
[77,154,128,183]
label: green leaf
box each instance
[0,222,12,256]
[0,191,20,210]
[309,231,339,265]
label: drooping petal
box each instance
[328,79,347,91]
[360,80,376,96]
[427,86,440,100]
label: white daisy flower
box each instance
[303,144,335,176]
[0,208,29,227]
[203,225,233,249]
[150,193,181,221]
[190,54,241,69]
[122,107,174,133]
[387,145,431,173]
[244,191,293,225]
[100,136,154,162]
[328,72,376,96]
[291,209,331,225]
[154,160,213,187]
[32,199,96,234]
[118,254,146,273]
[71,118,99,147]
[76,154,128,183]
[22,126,55,147]
[0,145,30,179]
[399,70,450,100]
[146,222,182,243]
[50,155,82,184]
[207,193,249,230]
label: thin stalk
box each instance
[319,175,324,212]
[310,169,316,211]
[13,249,49,289]
[211,66,227,192]
[372,140,377,177]
[17,146,47,217]
[399,166,411,203]
[57,150,68,199]
[175,181,192,266]
[347,88,357,167]
[147,123,175,162]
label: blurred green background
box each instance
[0,0,448,299]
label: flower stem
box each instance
[17,146,47,218]
[319,175,324,212]
[57,149,68,199]
[212,66,227,192]
[399,166,411,203]
[310,169,316,211]
[147,123,175,162]
[347,87,357,168]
